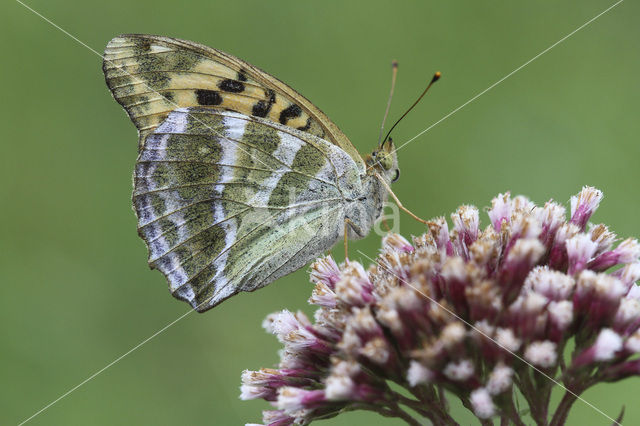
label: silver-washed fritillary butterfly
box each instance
[103,34,424,312]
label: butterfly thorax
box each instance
[344,139,399,240]
[342,174,386,240]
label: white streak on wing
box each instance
[149,44,172,54]
[210,115,245,291]
[272,131,303,165]
[152,111,190,294]
[208,285,234,308]
[175,285,196,305]
[249,131,302,206]
[314,160,335,185]
[297,158,337,205]
[144,134,169,192]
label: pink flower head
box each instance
[570,186,603,230]
[310,256,341,289]
[488,192,512,231]
[242,188,640,425]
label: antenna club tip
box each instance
[392,60,399,68]
[433,71,442,82]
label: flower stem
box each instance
[501,392,527,426]
[549,391,578,426]
[396,394,455,425]
[393,405,423,426]
[404,386,460,425]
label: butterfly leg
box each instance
[375,173,433,226]
[343,219,351,261]
[381,216,391,232]
[343,218,367,261]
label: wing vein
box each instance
[208,204,342,299]
[147,207,251,263]
[134,181,265,196]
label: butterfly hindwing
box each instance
[134,108,361,311]
[103,34,362,166]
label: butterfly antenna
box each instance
[381,71,441,146]
[377,60,399,147]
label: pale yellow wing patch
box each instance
[103,34,362,166]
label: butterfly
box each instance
[103,34,408,312]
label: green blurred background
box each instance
[2,0,639,424]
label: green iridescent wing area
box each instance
[134,108,361,311]
[103,34,362,167]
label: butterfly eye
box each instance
[391,169,400,183]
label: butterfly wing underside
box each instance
[103,34,363,166]
[135,108,360,311]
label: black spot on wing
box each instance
[279,104,302,124]
[196,89,223,106]
[237,70,248,82]
[252,89,276,118]
[218,79,245,93]
[297,117,312,131]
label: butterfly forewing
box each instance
[134,108,361,311]
[103,34,362,166]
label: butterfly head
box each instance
[366,137,399,183]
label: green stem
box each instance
[503,393,527,426]
[359,403,421,426]
[404,386,460,425]
[516,369,548,426]
[389,403,423,426]
[549,391,578,426]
